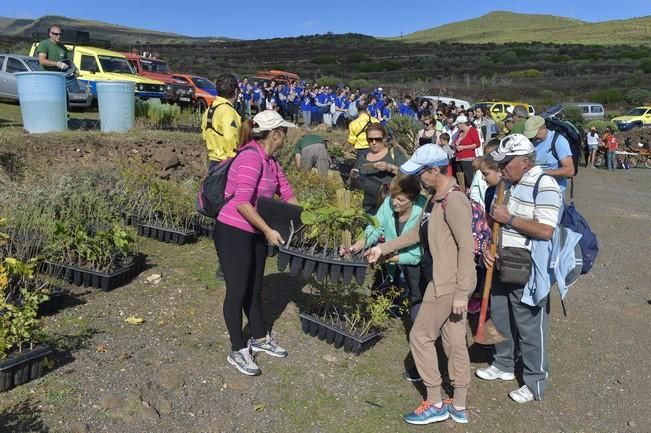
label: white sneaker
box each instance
[475,365,515,381]
[227,348,261,376]
[509,385,535,403]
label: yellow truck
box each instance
[471,101,535,122]
[30,43,166,100]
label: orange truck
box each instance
[253,70,300,86]
[172,74,216,112]
[123,52,194,106]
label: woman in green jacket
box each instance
[342,174,425,319]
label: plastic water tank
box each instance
[16,72,68,133]
[96,81,135,132]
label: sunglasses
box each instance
[367,137,384,143]
[423,122,432,126]
[50,32,63,36]
[436,112,443,116]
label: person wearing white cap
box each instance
[367,144,476,424]
[476,134,562,404]
[215,110,298,377]
[453,115,481,190]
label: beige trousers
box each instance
[409,290,471,407]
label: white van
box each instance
[419,95,471,110]
[542,103,605,121]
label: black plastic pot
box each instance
[0,345,52,392]
[299,313,380,356]
[41,254,145,292]
[137,224,196,245]
[119,211,141,228]
[37,286,68,317]
[193,222,215,239]
[277,246,368,284]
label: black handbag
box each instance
[497,246,532,285]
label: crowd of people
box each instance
[202,72,586,426]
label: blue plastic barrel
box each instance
[96,81,135,132]
[16,72,68,133]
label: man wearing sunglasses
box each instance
[36,25,70,71]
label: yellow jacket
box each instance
[348,112,380,149]
[201,96,241,162]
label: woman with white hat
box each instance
[215,110,298,376]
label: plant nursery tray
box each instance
[41,254,145,292]
[119,211,141,228]
[256,197,304,242]
[299,313,380,356]
[137,223,196,245]
[0,344,52,392]
[37,285,68,317]
[193,222,215,239]
[277,245,368,284]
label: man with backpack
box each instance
[476,134,562,404]
[347,100,380,150]
[201,73,242,170]
[523,115,575,194]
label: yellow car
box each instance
[611,106,651,131]
[30,43,166,100]
[471,101,536,122]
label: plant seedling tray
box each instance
[299,313,380,356]
[0,345,52,392]
[277,245,368,284]
[119,211,141,228]
[37,286,68,317]
[256,197,304,242]
[41,254,145,292]
[137,223,196,245]
[193,222,215,239]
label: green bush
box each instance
[585,120,617,134]
[625,88,651,106]
[386,115,420,155]
[313,55,337,65]
[588,89,624,105]
[135,99,181,128]
[562,105,585,126]
[316,75,340,89]
[639,58,651,73]
[508,69,544,78]
[349,78,373,91]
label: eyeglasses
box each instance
[50,32,63,36]
[423,122,432,126]
[367,137,384,143]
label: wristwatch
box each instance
[504,215,515,230]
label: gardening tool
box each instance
[474,181,507,345]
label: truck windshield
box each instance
[191,77,216,90]
[141,59,169,74]
[627,108,648,116]
[99,56,134,74]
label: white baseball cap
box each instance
[252,111,296,133]
[454,115,469,125]
[400,144,449,174]
[488,134,534,164]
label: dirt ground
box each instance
[0,104,650,433]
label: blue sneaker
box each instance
[446,402,469,424]
[403,401,449,425]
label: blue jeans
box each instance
[607,151,616,170]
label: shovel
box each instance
[474,181,507,345]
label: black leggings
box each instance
[214,221,267,351]
[456,160,474,190]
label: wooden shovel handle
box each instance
[477,181,505,337]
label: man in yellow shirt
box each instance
[201,73,241,169]
[348,100,380,150]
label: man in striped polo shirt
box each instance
[476,134,562,404]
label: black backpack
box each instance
[544,118,585,176]
[196,147,256,218]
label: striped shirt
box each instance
[501,166,562,251]
[217,140,295,234]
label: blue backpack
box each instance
[534,176,598,274]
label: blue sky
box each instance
[2,1,649,39]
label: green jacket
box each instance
[364,195,426,265]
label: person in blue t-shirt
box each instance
[368,95,379,119]
[252,81,262,113]
[300,88,314,129]
[380,97,392,125]
[523,115,575,193]
[399,95,416,118]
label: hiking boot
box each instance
[402,367,422,382]
[475,365,515,381]
[250,334,288,358]
[227,348,261,376]
[403,401,449,425]
[444,399,469,424]
[509,385,535,403]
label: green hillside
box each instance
[398,11,651,45]
[0,15,231,45]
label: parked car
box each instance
[611,106,651,131]
[541,103,605,121]
[0,53,93,108]
[418,95,471,110]
[172,74,216,112]
[30,43,167,100]
[123,52,194,107]
[470,101,535,122]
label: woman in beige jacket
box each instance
[366,144,476,425]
